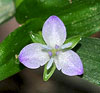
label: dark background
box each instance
[0,18,100,93]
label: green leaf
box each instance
[0,0,15,24]
[0,18,44,81]
[15,0,70,23]
[77,37,100,86]
[43,63,56,81]
[64,35,81,50]
[15,0,100,37]
[15,0,24,8]
[30,31,45,44]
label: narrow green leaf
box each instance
[43,63,56,81]
[30,31,45,44]
[0,18,44,80]
[0,0,15,24]
[15,0,100,37]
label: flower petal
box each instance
[42,15,66,48]
[19,43,50,69]
[54,50,83,76]
[47,57,54,70]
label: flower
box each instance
[19,16,83,76]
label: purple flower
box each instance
[19,16,83,76]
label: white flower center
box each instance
[47,45,59,69]
[41,43,72,70]
[48,45,59,57]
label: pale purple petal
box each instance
[42,15,66,48]
[19,43,50,69]
[54,50,83,76]
[47,57,54,70]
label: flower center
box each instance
[48,45,59,57]
[52,49,57,56]
[46,45,59,70]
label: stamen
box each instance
[61,42,72,49]
[56,51,59,55]
[55,45,59,49]
[47,57,54,70]
[48,51,52,56]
